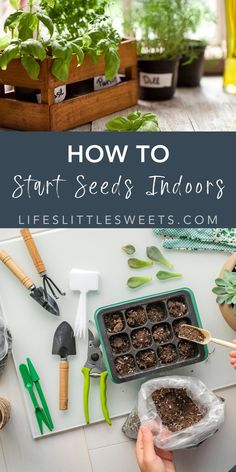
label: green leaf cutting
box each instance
[128,258,153,269]
[156,271,182,280]
[122,244,136,255]
[146,246,173,268]
[127,276,152,289]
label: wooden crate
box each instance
[0,39,137,131]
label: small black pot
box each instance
[138,57,180,101]
[178,42,206,87]
[15,87,39,103]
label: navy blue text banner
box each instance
[0,132,233,228]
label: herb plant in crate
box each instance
[124,0,187,100]
[0,0,137,130]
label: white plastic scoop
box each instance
[179,324,236,349]
[70,269,99,338]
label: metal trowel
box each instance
[0,250,59,316]
[52,321,76,410]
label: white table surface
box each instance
[0,228,236,472]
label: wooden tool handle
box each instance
[0,250,34,290]
[211,337,236,349]
[59,360,69,411]
[21,229,46,275]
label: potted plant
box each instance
[124,0,187,101]
[0,0,137,130]
[177,0,215,87]
[212,253,236,331]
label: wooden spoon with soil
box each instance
[179,324,236,349]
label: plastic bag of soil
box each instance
[138,376,225,450]
[0,314,12,377]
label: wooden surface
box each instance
[89,76,236,132]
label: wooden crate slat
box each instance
[0,98,50,131]
[50,80,138,131]
[0,59,49,89]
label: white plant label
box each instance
[37,85,66,104]
[94,75,122,91]
[140,72,173,88]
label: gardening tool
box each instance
[52,321,76,411]
[19,362,53,435]
[21,228,65,300]
[26,358,54,430]
[0,250,59,316]
[82,320,111,425]
[70,269,99,338]
[179,324,236,349]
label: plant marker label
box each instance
[94,75,122,91]
[140,72,173,88]
[36,85,66,104]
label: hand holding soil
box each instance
[136,426,175,472]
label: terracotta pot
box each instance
[218,253,236,331]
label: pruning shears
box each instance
[82,321,111,425]
[19,358,54,435]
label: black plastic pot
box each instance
[178,42,206,87]
[138,57,180,101]
[15,87,39,103]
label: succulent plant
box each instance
[212,270,236,315]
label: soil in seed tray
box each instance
[147,303,166,323]
[168,298,188,318]
[104,312,125,333]
[173,319,190,337]
[115,355,136,376]
[136,349,156,369]
[131,328,152,349]
[178,340,196,359]
[126,306,147,327]
[152,388,204,432]
[158,344,177,364]
[179,325,205,343]
[110,333,130,354]
[152,323,172,344]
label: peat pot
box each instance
[178,41,206,87]
[219,252,236,331]
[138,57,179,101]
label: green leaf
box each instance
[156,271,182,280]
[127,276,152,289]
[18,13,38,40]
[212,287,227,295]
[122,244,135,255]
[71,43,84,65]
[51,57,71,81]
[216,295,227,304]
[4,10,24,32]
[224,294,234,304]
[21,55,40,80]
[127,111,142,121]
[21,39,46,61]
[36,12,54,37]
[0,34,11,51]
[46,0,55,6]
[104,48,120,80]
[137,120,160,132]
[51,40,70,59]
[214,278,228,287]
[106,116,132,131]
[0,44,19,70]
[128,258,153,269]
[9,0,19,9]
[223,270,236,282]
[146,246,173,268]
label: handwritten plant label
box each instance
[37,85,66,104]
[139,72,173,88]
[94,75,122,91]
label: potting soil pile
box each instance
[138,376,225,450]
